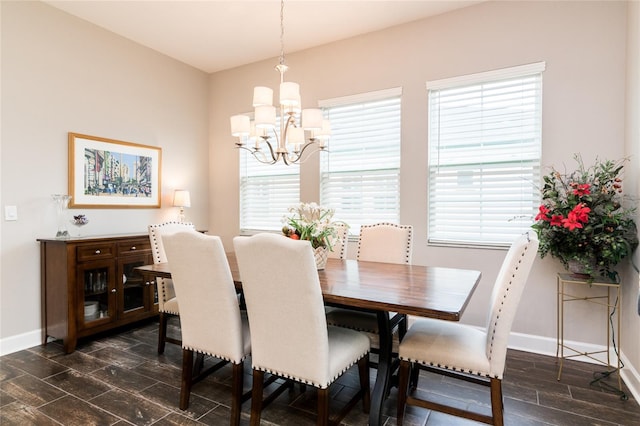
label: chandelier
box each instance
[230,0,330,165]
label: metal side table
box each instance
[556,272,622,390]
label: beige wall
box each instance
[210,0,637,377]
[0,1,209,350]
[623,0,640,394]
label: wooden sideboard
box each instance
[38,234,158,353]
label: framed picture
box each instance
[68,133,162,208]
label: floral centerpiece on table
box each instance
[282,202,345,251]
[531,155,638,280]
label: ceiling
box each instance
[44,1,481,73]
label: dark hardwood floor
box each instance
[1,318,638,425]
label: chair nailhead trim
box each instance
[356,222,413,264]
[399,358,501,380]
[183,346,247,363]
[487,241,531,363]
[149,222,194,305]
[254,349,369,389]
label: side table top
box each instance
[557,272,620,285]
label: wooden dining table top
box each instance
[137,252,482,322]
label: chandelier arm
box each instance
[289,141,326,164]
[236,145,278,165]
[279,113,296,153]
[262,136,279,161]
[252,151,279,165]
[298,141,324,157]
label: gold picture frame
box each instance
[68,133,162,208]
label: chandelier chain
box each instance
[279,0,285,67]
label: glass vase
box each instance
[52,194,71,239]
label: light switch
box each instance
[5,205,18,221]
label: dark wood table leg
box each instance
[369,310,391,426]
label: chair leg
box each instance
[490,377,504,426]
[250,369,265,426]
[194,353,205,375]
[357,356,371,414]
[409,363,420,390]
[396,360,411,426]
[317,387,330,426]
[179,349,194,410]
[398,314,408,340]
[157,312,168,354]
[230,362,244,426]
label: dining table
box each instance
[136,253,482,426]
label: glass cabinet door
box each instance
[78,260,116,328]
[118,253,153,319]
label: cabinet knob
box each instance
[95,249,101,254]
[111,288,117,293]
[131,246,136,250]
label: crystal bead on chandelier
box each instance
[230,0,330,165]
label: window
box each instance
[427,62,545,247]
[319,88,402,235]
[239,148,299,233]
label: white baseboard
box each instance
[621,353,640,403]
[0,329,42,357]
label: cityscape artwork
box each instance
[68,133,161,208]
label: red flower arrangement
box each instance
[532,155,638,279]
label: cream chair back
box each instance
[163,232,249,363]
[234,233,335,387]
[484,231,539,378]
[327,223,349,260]
[148,221,195,311]
[357,222,413,264]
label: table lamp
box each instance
[173,190,191,222]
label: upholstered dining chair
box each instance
[327,223,349,260]
[163,232,251,425]
[357,222,413,264]
[148,221,196,353]
[233,233,371,426]
[396,231,539,426]
[326,222,413,359]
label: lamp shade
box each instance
[318,119,332,139]
[280,82,300,107]
[230,115,250,137]
[173,190,191,208]
[302,108,323,130]
[288,127,305,144]
[255,105,276,128]
[253,86,273,107]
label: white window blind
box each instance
[239,136,300,232]
[427,62,545,246]
[320,88,402,235]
